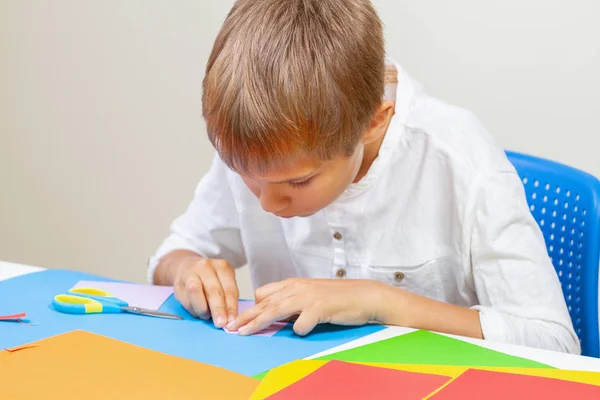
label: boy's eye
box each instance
[288,178,313,188]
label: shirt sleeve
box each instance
[146,154,246,283]
[466,169,581,354]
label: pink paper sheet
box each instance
[224,301,287,337]
[71,281,174,311]
[71,282,287,335]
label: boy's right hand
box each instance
[171,254,239,328]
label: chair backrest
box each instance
[506,150,600,357]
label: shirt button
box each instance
[333,232,343,241]
[336,269,346,278]
[394,272,405,282]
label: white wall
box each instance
[375,0,600,175]
[1,1,598,300]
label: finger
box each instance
[185,275,209,319]
[292,308,321,336]
[227,285,293,331]
[174,281,196,318]
[198,266,228,328]
[226,303,263,332]
[237,298,299,336]
[229,280,299,331]
[214,262,239,324]
[255,278,298,302]
[281,314,299,323]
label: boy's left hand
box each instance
[225,278,384,336]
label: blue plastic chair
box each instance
[506,150,600,357]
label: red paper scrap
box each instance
[5,345,39,353]
[0,313,27,321]
[266,360,450,400]
[430,368,600,399]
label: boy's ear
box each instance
[361,100,395,145]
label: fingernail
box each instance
[226,321,236,331]
[238,326,248,335]
[228,314,236,324]
[216,316,226,327]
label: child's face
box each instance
[237,99,395,218]
[240,145,364,218]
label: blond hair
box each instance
[202,0,385,174]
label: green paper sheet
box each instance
[316,330,553,369]
[254,370,270,380]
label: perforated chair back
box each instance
[507,151,600,357]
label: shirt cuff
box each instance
[146,235,206,284]
[471,305,513,344]
[146,255,161,284]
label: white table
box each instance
[3,260,600,372]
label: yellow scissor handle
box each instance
[53,294,106,314]
[53,294,124,314]
[69,287,113,297]
[67,287,128,306]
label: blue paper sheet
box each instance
[0,269,384,376]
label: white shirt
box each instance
[148,62,580,354]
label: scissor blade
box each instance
[122,306,183,320]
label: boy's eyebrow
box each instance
[270,172,317,184]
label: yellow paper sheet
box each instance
[250,360,328,399]
[251,360,600,399]
[1,330,258,400]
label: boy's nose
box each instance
[259,186,290,214]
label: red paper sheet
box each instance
[431,368,600,399]
[266,360,450,400]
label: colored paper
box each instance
[71,280,174,310]
[224,301,287,337]
[0,330,258,400]
[4,344,39,353]
[253,370,270,380]
[429,368,600,399]
[386,364,600,387]
[251,360,600,399]
[317,330,551,368]
[0,312,27,321]
[264,360,450,400]
[0,269,385,376]
[4,344,38,353]
[251,360,329,399]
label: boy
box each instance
[149,0,579,353]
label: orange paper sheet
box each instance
[0,330,258,400]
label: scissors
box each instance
[52,287,182,320]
